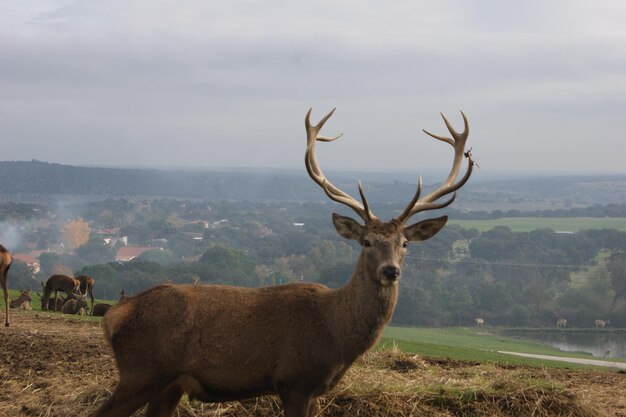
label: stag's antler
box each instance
[395,111,474,225]
[305,108,376,222]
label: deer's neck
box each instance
[331,253,399,363]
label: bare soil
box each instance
[1,310,625,417]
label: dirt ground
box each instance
[1,310,625,417]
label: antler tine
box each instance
[396,111,474,224]
[305,108,376,222]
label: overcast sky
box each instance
[1,1,625,176]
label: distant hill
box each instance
[1,160,625,211]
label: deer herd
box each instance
[0,109,619,417]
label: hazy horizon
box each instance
[2,1,625,174]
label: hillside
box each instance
[2,160,626,211]
[2,310,625,416]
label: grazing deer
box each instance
[90,109,474,417]
[62,294,88,315]
[76,275,96,314]
[1,244,13,326]
[475,317,484,328]
[9,289,32,310]
[40,274,81,311]
[595,319,610,328]
[556,318,567,328]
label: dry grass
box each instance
[1,310,625,417]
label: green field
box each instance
[449,217,626,232]
[380,326,625,369]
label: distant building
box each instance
[116,246,159,262]
[13,252,42,273]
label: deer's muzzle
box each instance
[382,266,400,281]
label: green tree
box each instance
[76,240,117,265]
[608,251,626,304]
[6,260,37,291]
[199,246,257,286]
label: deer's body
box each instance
[595,319,610,328]
[1,244,13,326]
[62,294,88,315]
[77,275,95,314]
[92,303,112,317]
[92,109,474,417]
[557,318,567,328]
[40,274,80,311]
[475,317,484,327]
[102,278,395,406]
[9,289,31,310]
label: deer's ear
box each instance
[404,215,448,242]
[332,213,364,241]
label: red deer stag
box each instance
[9,289,32,310]
[76,275,96,314]
[1,244,13,326]
[40,274,81,311]
[90,108,474,417]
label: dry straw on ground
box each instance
[1,310,624,416]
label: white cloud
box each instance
[1,0,625,173]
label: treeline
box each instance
[395,227,626,328]
[450,203,626,220]
[10,223,626,328]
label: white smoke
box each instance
[0,221,23,249]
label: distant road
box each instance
[498,351,626,370]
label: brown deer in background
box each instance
[9,289,32,310]
[93,290,128,317]
[76,275,96,314]
[90,108,474,417]
[62,293,88,315]
[1,244,13,326]
[595,319,610,328]
[40,274,81,311]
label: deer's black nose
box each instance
[382,266,400,280]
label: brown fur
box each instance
[1,243,13,326]
[40,275,81,311]
[92,303,111,317]
[76,275,96,314]
[91,109,472,417]
[9,289,31,310]
[62,294,88,315]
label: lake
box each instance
[500,329,626,359]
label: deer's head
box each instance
[305,109,474,286]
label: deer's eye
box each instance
[402,241,409,248]
[363,239,372,248]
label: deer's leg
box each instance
[90,379,167,417]
[2,277,8,326]
[280,390,315,417]
[89,289,94,314]
[145,382,184,417]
